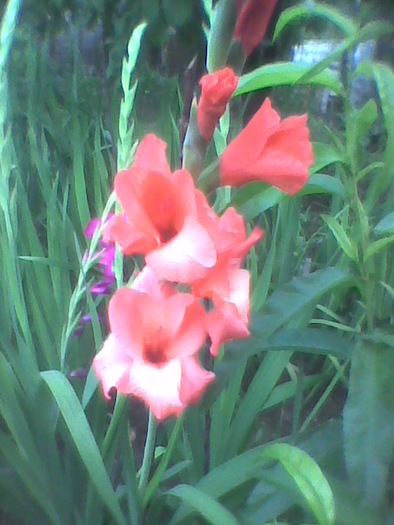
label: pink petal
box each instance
[128,359,184,421]
[166,299,208,359]
[93,334,135,398]
[114,170,160,242]
[133,134,171,177]
[146,216,216,283]
[226,268,250,321]
[180,357,215,405]
[266,114,314,167]
[103,214,157,255]
[108,288,145,359]
[246,149,310,195]
[220,98,280,178]
[207,301,250,357]
[131,267,175,299]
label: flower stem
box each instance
[138,410,157,497]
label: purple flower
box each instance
[85,215,116,296]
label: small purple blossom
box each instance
[85,215,116,296]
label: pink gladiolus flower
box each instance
[192,193,263,355]
[234,0,279,57]
[93,268,214,421]
[220,98,314,195]
[104,134,217,283]
[197,68,239,141]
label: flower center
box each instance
[143,331,168,366]
[142,175,183,245]
[158,225,178,244]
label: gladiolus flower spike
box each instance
[93,96,314,419]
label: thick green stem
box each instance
[138,410,158,497]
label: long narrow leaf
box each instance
[167,484,238,525]
[261,443,335,525]
[41,370,127,525]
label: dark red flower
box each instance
[234,0,279,57]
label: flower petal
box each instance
[220,98,280,179]
[245,149,310,195]
[128,359,184,421]
[166,299,208,359]
[133,134,171,177]
[146,216,216,283]
[234,0,279,57]
[131,266,174,299]
[207,301,250,357]
[103,214,157,255]
[197,68,239,141]
[93,334,135,398]
[108,288,145,359]
[180,357,215,405]
[220,98,313,194]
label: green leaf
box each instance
[226,351,292,457]
[321,215,359,262]
[167,485,238,525]
[230,183,284,220]
[310,142,343,174]
[343,345,394,508]
[347,99,378,169]
[365,235,394,260]
[72,117,90,228]
[261,443,335,525]
[302,174,346,199]
[273,3,357,41]
[373,212,394,236]
[236,62,342,96]
[265,328,352,360]
[169,445,265,524]
[355,62,394,160]
[41,371,127,525]
[171,422,342,525]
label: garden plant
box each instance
[0,0,393,524]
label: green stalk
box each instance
[101,394,128,459]
[144,414,184,505]
[138,410,158,498]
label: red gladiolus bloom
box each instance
[104,134,217,282]
[93,268,214,421]
[197,68,239,141]
[192,194,263,355]
[234,0,279,57]
[220,98,314,195]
